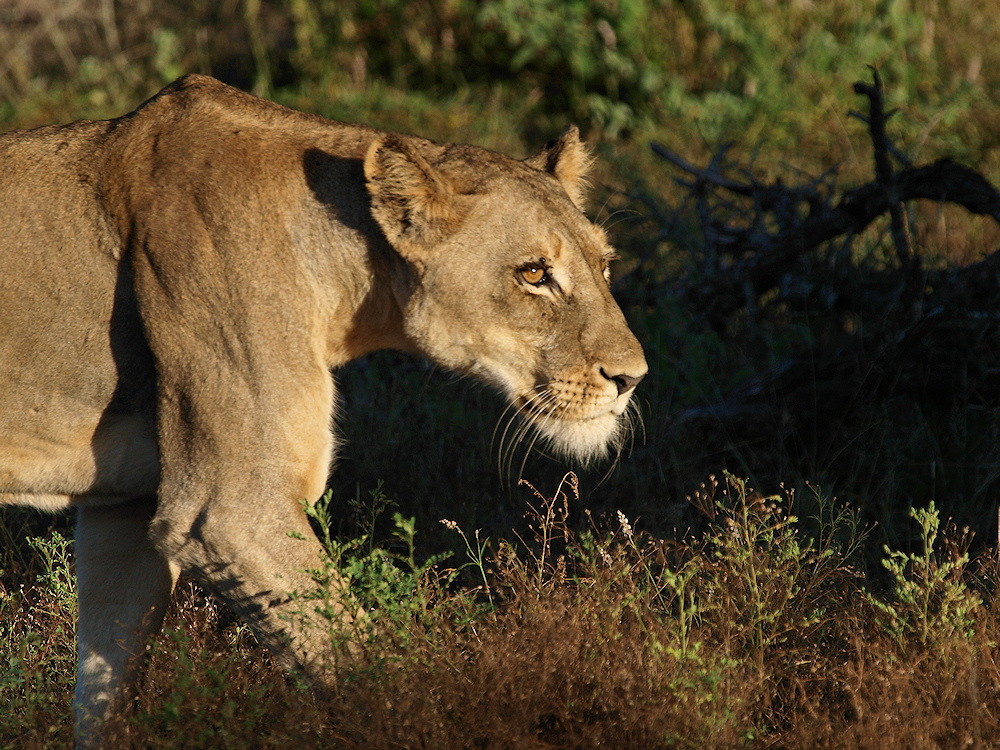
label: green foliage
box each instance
[26,531,76,616]
[867,502,983,648]
[131,620,290,746]
[439,517,494,607]
[297,487,460,650]
[5,479,1000,745]
[0,532,76,747]
[690,476,828,656]
[286,0,663,136]
[473,0,662,135]
[585,472,866,670]
[4,0,996,179]
[275,0,998,152]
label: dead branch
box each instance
[853,67,914,266]
[647,76,1000,440]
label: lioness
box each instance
[0,74,646,743]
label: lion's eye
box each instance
[519,264,549,286]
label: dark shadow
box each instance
[302,148,379,236]
[82,253,160,505]
[106,254,158,420]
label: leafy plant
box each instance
[867,501,983,648]
[26,531,76,616]
[0,532,77,746]
[293,487,459,654]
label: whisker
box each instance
[598,207,641,233]
[596,192,615,223]
[499,387,555,486]
[595,450,620,487]
[496,381,641,485]
[502,414,530,486]
[505,415,531,483]
[491,398,520,451]
[490,401,517,471]
[493,400,523,478]
[516,429,543,484]
[633,400,647,446]
[533,396,572,463]
[511,388,564,482]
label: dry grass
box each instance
[6,476,1000,748]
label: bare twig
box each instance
[853,67,914,267]
[643,74,1000,510]
[650,129,1000,318]
[678,158,1000,311]
[651,142,753,196]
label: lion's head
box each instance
[364,126,647,465]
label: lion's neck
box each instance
[322,244,416,367]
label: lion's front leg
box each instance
[146,364,356,690]
[128,207,360,698]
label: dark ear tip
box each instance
[366,133,413,160]
[381,133,410,151]
[363,134,421,183]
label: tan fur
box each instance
[523,125,594,209]
[0,75,647,745]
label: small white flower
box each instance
[617,510,633,541]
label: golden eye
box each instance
[519,264,548,286]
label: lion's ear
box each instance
[525,125,593,210]
[364,135,463,257]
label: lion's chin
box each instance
[532,411,624,467]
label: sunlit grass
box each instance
[4,476,999,747]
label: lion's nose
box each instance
[600,368,645,396]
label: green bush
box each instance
[286,0,667,136]
[3,1,996,177]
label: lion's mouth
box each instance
[507,390,629,466]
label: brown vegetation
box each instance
[5,476,995,748]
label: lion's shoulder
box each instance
[129,74,319,128]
